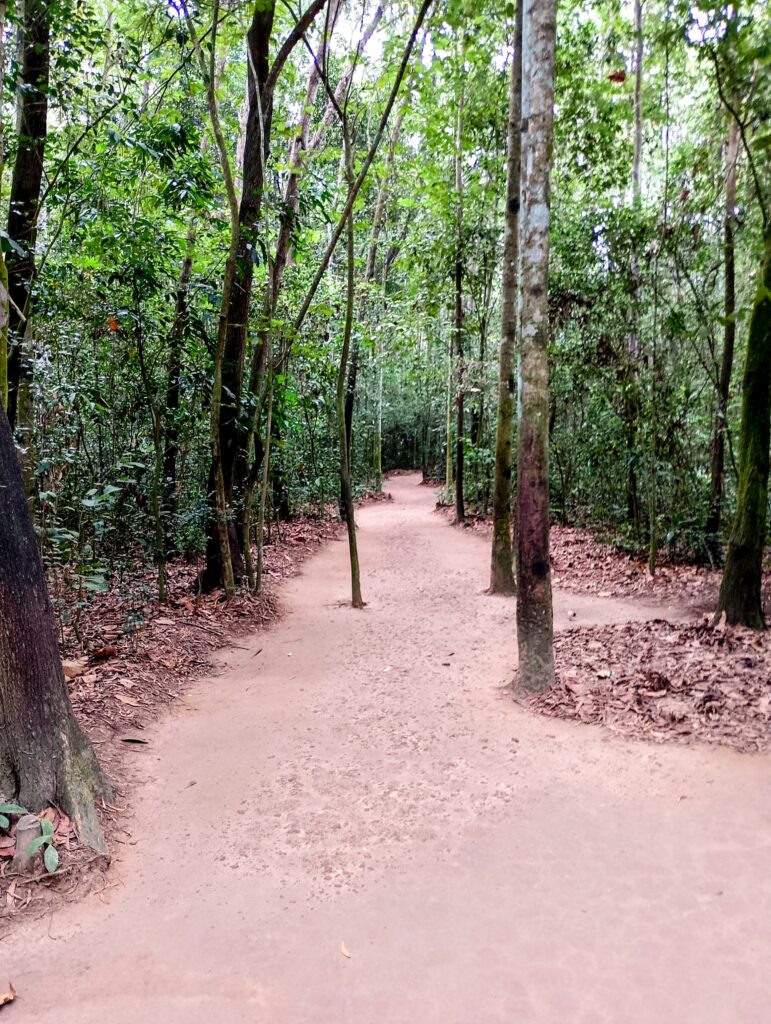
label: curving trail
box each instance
[4,473,770,1023]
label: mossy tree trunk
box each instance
[489,0,522,596]
[0,406,109,850]
[201,0,328,592]
[716,228,771,628]
[516,0,556,692]
[705,115,740,564]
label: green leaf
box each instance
[0,802,27,815]
[0,815,8,830]
[44,844,60,874]
[26,835,48,855]
[41,818,54,838]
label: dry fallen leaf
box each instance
[0,983,16,1008]
[116,694,140,707]
[62,657,88,679]
[340,941,351,959]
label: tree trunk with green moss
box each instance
[489,0,522,596]
[716,228,771,628]
[705,116,740,564]
[0,406,109,850]
[516,0,556,692]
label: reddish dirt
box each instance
[2,473,770,1022]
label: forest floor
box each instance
[440,506,771,754]
[2,473,770,1022]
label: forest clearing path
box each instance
[4,473,770,1023]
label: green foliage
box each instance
[2,0,769,607]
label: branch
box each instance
[292,0,434,336]
[266,0,329,98]
[708,47,768,227]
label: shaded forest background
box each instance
[0,0,768,615]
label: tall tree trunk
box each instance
[0,0,9,412]
[454,91,465,524]
[489,2,522,596]
[445,331,453,490]
[338,135,364,608]
[624,0,644,541]
[705,116,740,564]
[342,109,403,513]
[202,0,328,591]
[163,222,196,557]
[0,406,109,850]
[716,228,771,628]
[183,0,241,597]
[6,0,49,431]
[516,0,556,692]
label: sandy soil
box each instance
[3,473,770,1023]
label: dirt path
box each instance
[4,473,770,1022]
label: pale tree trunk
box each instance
[162,221,196,557]
[254,365,274,594]
[337,131,364,608]
[705,114,740,564]
[489,2,522,595]
[516,0,556,692]
[343,107,404,507]
[454,88,465,524]
[0,406,109,850]
[445,330,453,489]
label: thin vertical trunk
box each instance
[516,0,556,692]
[489,3,522,595]
[716,228,771,628]
[163,222,196,557]
[454,90,465,524]
[6,0,49,431]
[182,0,238,597]
[135,289,166,603]
[445,331,453,490]
[254,367,274,594]
[705,116,740,563]
[374,365,383,490]
[338,134,364,608]
[342,108,405,506]
[624,0,644,541]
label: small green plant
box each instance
[0,804,60,873]
[0,803,26,830]
[27,819,60,873]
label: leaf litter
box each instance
[443,506,771,754]
[530,619,771,754]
